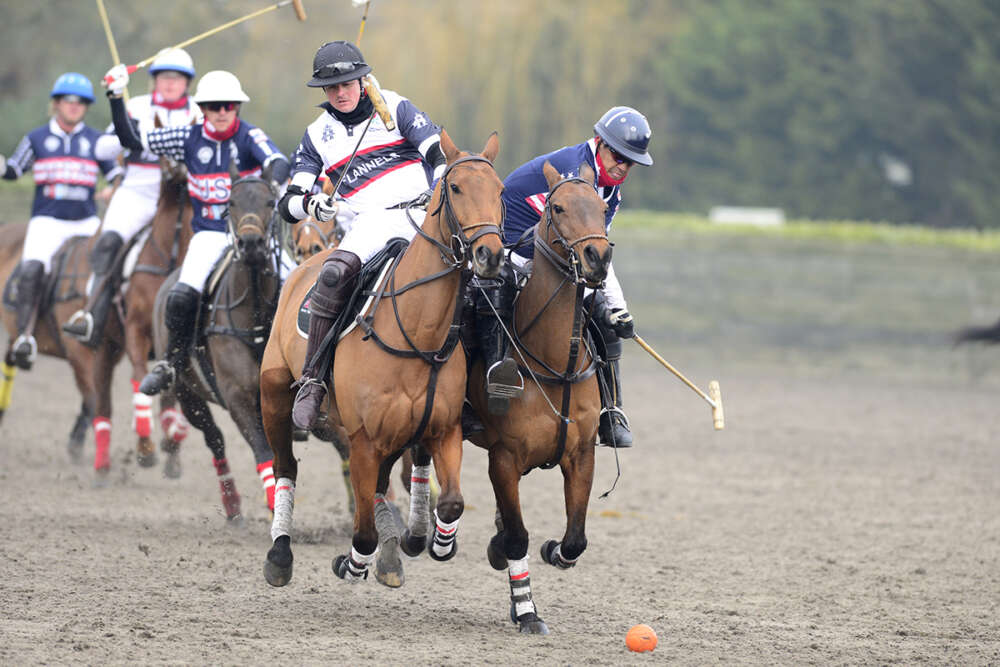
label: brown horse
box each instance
[0,223,124,475]
[150,168,284,520]
[261,131,504,589]
[94,157,194,477]
[466,161,613,634]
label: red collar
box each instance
[152,92,189,110]
[203,117,240,142]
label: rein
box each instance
[357,154,502,447]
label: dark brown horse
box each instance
[466,161,613,634]
[261,131,504,589]
[0,222,123,475]
[150,167,283,520]
[93,157,194,477]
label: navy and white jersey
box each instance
[141,120,285,233]
[288,90,441,211]
[95,94,202,189]
[6,118,121,220]
[502,138,622,260]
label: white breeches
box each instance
[21,215,100,272]
[102,181,161,241]
[337,207,422,264]
[178,230,230,291]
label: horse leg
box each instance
[427,425,465,562]
[124,287,158,467]
[67,401,92,464]
[373,450,406,588]
[0,350,17,425]
[332,429,381,583]
[401,443,434,557]
[176,382,241,522]
[92,340,120,473]
[226,392,277,512]
[488,446,549,635]
[540,445,595,570]
[158,390,188,479]
[261,364,298,587]
[65,347,104,478]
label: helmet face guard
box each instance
[594,106,653,166]
[308,40,371,87]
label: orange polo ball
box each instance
[626,624,658,652]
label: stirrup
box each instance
[139,361,175,396]
[486,359,524,415]
[12,335,37,370]
[598,406,633,448]
[62,310,94,341]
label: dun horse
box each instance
[466,162,613,634]
[0,222,123,475]
[150,166,283,520]
[261,132,504,589]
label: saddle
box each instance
[297,237,410,378]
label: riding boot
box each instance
[139,283,200,395]
[292,249,362,431]
[13,260,45,370]
[476,264,523,415]
[597,338,633,448]
[64,231,124,347]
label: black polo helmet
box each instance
[307,41,372,87]
[594,106,654,166]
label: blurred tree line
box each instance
[1,0,997,227]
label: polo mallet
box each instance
[96,0,129,103]
[109,0,307,81]
[633,334,724,430]
[353,0,372,45]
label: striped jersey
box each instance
[142,120,285,232]
[288,89,441,211]
[6,118,121,220]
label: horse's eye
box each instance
[267,199,276,208]
[553,204,565,214]
[450,182,461,194]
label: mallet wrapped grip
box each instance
[363,75,396,131]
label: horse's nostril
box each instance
[584,245,600,265]
[475,245,491,264]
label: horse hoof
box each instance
[400,529,427,559]
[92,468,111,488]
[264,536,293,586]
[137,438,157,467]
[375,539,405,588]
[487,534,508,571]
[162,450,182,479]
[540,540,558,565]
[509,603,550,635]
[428,540,457,562]
[67,441,85,465]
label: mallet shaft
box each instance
[633,335,715,407]
[96,0,129,103]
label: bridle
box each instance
[532,176,611,288]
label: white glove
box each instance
[102,64,129,97]
[305,194,337,222]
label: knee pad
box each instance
[89,231,124,274]
[311,250,361,317]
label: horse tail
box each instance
[954,317,1000,346]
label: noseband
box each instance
[408,155,504,267]
[533,176,611,287]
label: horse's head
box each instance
[537,160,612,287]
[428,130,505,278]
[159,155,188,185]
[227,161,275,266]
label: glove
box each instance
[305,193,337,222]
[607,308,635,339]
[103,64,129,97]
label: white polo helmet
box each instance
[191,70,250,104]
[149,48,195,78]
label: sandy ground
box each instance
[2,229,999,664]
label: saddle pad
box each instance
[205,246,235,298]
[295,237,409,340]
[121,225,153,282]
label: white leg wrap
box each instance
[270,478,295,541]
[431,509,460,558]
[132,390,153,428]
[160,407,189,443]
[509,556,536,618]
[343,545,377,583]
[374,493,399,544]
[408,464,431,536]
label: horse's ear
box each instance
[578,161,595,184]
[229,158,240,183]
[481,131,499,164]
[542,160,561,189]
[440,128,460,164]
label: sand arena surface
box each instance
[2,228,999,663]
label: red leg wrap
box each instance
[213,457,241,520]
[257,460,276,511]
[93,416,111,471]
[131,379,153,438]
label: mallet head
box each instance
[709,380,724,430]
